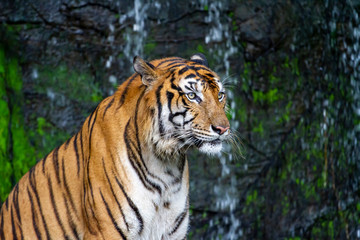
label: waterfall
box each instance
[203,1,242,239]
[119,0,149,64]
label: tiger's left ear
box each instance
[190,53,209,67]
[133,56,157,86]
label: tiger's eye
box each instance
[218,92,225,101]
[187,92,196,100]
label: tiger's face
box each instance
[176,69,229,154]
[134,54,230,156]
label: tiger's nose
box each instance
[211,125,230,135]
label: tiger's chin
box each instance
[196,140,223,155]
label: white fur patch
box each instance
[198,141,223,155]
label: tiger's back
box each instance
[0,54,230,240]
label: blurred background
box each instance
[1,0,360,239]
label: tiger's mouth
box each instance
[194,139,221,148]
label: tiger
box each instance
[0,53,230,240]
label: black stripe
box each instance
[188,81,198,90]
[156,84,164,135]
[61,157,78,217]
[27,188,42,240]
[173,111,187,118]
[63,195,80,240]
[203,77,218,89]
[48,177,69,239]
[88,107,99,152]
[188,65,211,72]
[179,155,186,177]
[11,206,18,240]
[184,85,192,92]
[146,61,155,69]
[86,189,99,236]
[190,59,207,66]
[86,159,95,206]
[130,142,163,193]
[123,128,154,193]
[41,153,50,174]
[166,91,174,109]
[127,134,140,154]
[166,91,180,127]
[205,73,214,78]
[85,160,100,236]
[156,58,183,67]
[164,71,174,78]
[171,155,187,187]
[87,108,96,130]
[102,158,129,231]
[12,184,24,239]
[171,82,181,92]
[103,97,114,118]
[124,121,162,194]
[181,97,189,107]
[165,61,185,67]
[73,133,80,176]
[169,73,176,83]
[133,87,147,153]
[178,66,189,75]
[114,175,143,234]
[64,138,71,150]
[167,91,189,127]
[117,74,138,110]
[169,205,188,236]
[29,169,51,240]
[184,116,195,126]
[19,224,24,240]
[82,185,94,235]
[79,129,85,165]
[0,210,4,240]
[175,92,182,108]
[169,64,186,70]
[185,73,196,79]
[83,157,102,233]
[12,183,21,225]
[99,191,127,240]
[52,146,61,184]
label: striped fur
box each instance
[0,54,230,240]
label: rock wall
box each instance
[1,0,359,239]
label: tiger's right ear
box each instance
[133,56,157,86]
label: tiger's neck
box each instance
[127,108,187,183]
[96,89,188,186]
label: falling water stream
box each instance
[202,1,241,239]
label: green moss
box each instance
[196,44,205,53]
[0,44,37,202]
[252,88,280,105]
[252,122,264,136]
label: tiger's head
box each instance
[133,54,230,156]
